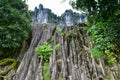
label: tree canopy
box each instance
[71,0,120,63]
[0,0,31,55]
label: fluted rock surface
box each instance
[11,24,119,80]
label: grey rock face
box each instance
[61,10,74,26]
[32,4,87,27]
[12,24,119,80]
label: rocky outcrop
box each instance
[32,4,87,27]
[32,4,58,25]
[7,24,119,80]
[1,4,120,80]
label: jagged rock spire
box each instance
[32,4,87,27]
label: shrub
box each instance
[35,42,53,62]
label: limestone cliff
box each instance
[32,4,86,27]
[0,4,120,80]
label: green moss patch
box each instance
[0,58,17,79]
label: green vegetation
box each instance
[35,41,61,62]
[55,27,64,36]
[56,27,62,33]
[66,29,77,39]
[0,58,17,79]
[35,41,61,80]
[72,0,120,63]
[0,58,17,75]
[55,43,61,51]
[92,48,102,58]
[0,0,31,79]
[0,0,31,55]
[43,63,50,80]
[50,36,54,43]
[105,50,117,64]
[35,42,53,62]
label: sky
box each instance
[26,0,80,16]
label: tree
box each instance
[71,0,120,63]
[0,0,31,56]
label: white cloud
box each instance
[26,0,74,15]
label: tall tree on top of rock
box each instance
[0,0,31,56]
[71,0,120,63]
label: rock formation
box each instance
[11,24,119,80]
[32,4,87,27]
[0,4,120,80]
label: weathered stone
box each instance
[2,23,119,80]
[32,4,87,27]
[1,4,119,80]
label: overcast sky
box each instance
[26,0,80,16]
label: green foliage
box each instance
[56,27,64,36]
[55,43,61,50]
[72,0,120,63]
[50,36,54,43]
[35,41,61,62]
[56,27,62,33]
[92,48,102,58]
[43,63,50,80]
[89,22,119,63]
[105,50,117,64]
[0,0,31,54]
[35,42,53,62]
[35,42,61,79]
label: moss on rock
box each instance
[0,58,17,79]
